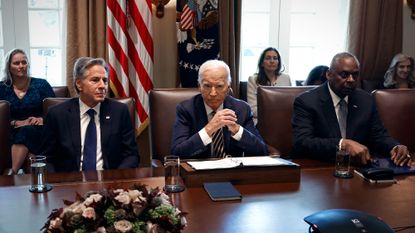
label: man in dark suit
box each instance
[171,60,268,158]
[292,52,410,166]
[41,57,139,172]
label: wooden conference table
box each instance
[0,160,415,233]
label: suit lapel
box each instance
[99,99,110,168]
[319,85,342,138]
[68,99,82,168]
[346,92,360,138]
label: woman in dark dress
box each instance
[0,49,55,174]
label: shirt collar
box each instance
[79,99,101,115]
[204,102,224,116]
[327,82,348,107]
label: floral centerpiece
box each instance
[42,184,187,233]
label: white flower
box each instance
[114,220,133,233]
[82,207,96,220]
[95,226,107,233]
[115,192,131,205]
[113,189,125,194]
[84,193,103,206]
[48,217,62,229]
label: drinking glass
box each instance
[164,156,185,193]
[29,155,52,193]
[334,148,353,178]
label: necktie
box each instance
[83,109,97,171]
[210,111,226,158]
[338,99,348,138]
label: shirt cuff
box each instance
[199,128,211,146]
[231,126,243,141]
[338,138,343,150]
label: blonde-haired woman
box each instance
[384,53,415,89]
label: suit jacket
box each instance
[171,94,268,158]
[292,84,398,161]
[41,98,139,172]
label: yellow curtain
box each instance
[65,0,108,96]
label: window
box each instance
[0,0,65,86]
[240,0,349,84]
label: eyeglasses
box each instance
[201,83,228,92]
[336,71,359,79]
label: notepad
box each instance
[188,156,298,170]
[203,182,242,201]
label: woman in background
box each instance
[0,48,55,175]
[383,53,415,89]
[247,47,291,124]
[303,65,328,86]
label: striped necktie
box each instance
[211,111,226,158]
[338,99,348,138]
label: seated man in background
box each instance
[171,59,268,158]
[40,57,139,172]
[292,52,411,166]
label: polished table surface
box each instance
[0,162,415,233]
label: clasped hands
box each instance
[15,116,43,127]
[341,139,412,166]
[205,109,239,136]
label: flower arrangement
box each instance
[42,184,187,233]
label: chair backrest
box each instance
[52,86,70,97]
[372,89,415,152]
[257,86,316,157]
[43,97,136,127]
[0,101,11,174]
[149,88,200,162]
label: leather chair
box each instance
[0,101,11,174]
[149,88,200,166]
[372,89,415,152]
[257,86,316,157]
[52,86,70,97]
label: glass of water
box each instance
[334,148,353,178]
[164,156,185,193]
[29,155,52,193]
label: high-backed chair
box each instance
[372,89,415,152]
[52,86,70,97]
[149,88,200,166]
[257,86,316,157]
[0,101,11,174]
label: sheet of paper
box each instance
[187,156,297,170]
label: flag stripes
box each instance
[107,0,153,134]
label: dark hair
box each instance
[304,65,329,85]
[73,57,108,93]
[256,47,284,86]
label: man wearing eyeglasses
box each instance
[171,59,268,158]
[292,52,411,166]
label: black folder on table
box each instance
[203,182,242,201]
[369,158,415,175]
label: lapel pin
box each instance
[106,116,110,120]
[353,105,358,108]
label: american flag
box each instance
[106,0,154,135]
[180,4,196,30]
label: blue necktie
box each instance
[83,109,97,171]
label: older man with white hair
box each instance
[171,59,268,158]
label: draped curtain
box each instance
[218,0,241,97]
[65,0,107,96]
[348,0,403,81]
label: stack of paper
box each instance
[187,156,297,170]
